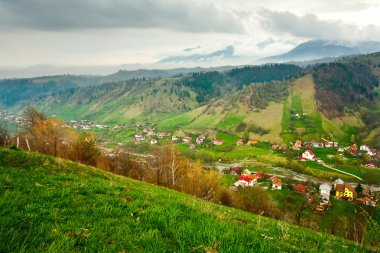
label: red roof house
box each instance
[294,184,307,192]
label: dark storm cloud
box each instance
[0,0,244,33]
[259,9,380,41]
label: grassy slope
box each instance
[0,149,367,252]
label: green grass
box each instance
[0,148,370,252]
[216,114,244,133]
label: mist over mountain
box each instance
[158,45,235,63]
[262,40,380,63]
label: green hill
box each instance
[0,148,368,252]
[1,54,380,146]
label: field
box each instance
[0,148,368,252]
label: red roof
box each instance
[306,149,314,155]
[294,184,307,192]
[272,176,282,185]
[238,176,252,182]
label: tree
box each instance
[70,132,100,166]
[32,117,65,156]
[23,106,45,131]
[0,123,9,146]
[355,184,363,196]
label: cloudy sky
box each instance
[1,0,380,69]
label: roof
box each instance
[334,178,344,184]
[335,184,345,192]
[272,176,282,185]
[305,149,314,156]
[294,184,306,191]
[319,183,332,191]
[356,197,373,203]
[238,176,252,182]
[345,185,356,193]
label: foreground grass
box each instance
[0,149,370,252]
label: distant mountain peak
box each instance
[261,40,380,63]
[159,45,234,63]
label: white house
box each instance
[319,183,332,195]
[360,145,370,152]
[301,150,315,161]
[150,139,157,145]
[272,176,282,190]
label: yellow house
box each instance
[336,184,356,201]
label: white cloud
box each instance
[259,9,380,41]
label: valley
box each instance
[1,53,380,251]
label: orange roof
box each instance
[272,176,282,185]
[335,184,345,192]
[345,185,356,193]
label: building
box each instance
[293,140,302,150]
[333,178,344,189]
[294,184,307,192]
[271,176,282,190]
[319,183,332,204]
[213,139,224,145]
[336,184,356,201]
[301,150,315,161]
[356,197,376,207]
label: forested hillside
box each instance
[313,62,378,118]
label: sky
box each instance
[0,0,380,70]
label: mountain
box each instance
[0,148,365,252]
[1,53,380,146]
[262,40,380,63]
[159,45,235,63]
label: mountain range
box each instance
[1,52,379,148]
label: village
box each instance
[228,165,378,214]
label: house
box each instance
[182,136,192,143]
[247,139,257,146]
[360,145,370,152]
[356,197,376,207]
[241,169,252,176]
[368,149,377,157]
[196,138,203,144]
[213,139,224,145]
[238,176,252,183]
[350,144,358,154]
[319,183,332,196]
[301,150,315,161]
[271,176,282,190]
[236,139,244,146]
[238,176,255,187]
[293,140,302,150]
[319,183,332,203]
[150,139,157,145]
[333,178,344,189]
[230,166,242,175]
[198,134,206,140]
[336,184,356,201]
[364,162,377,168]
[171,136,179,142]
[253,171,265,180]
[232,181,246,189]
[294,184,307,192]
[157,132,166,139]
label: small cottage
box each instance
[271,176,282,190]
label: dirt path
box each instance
[320,161,364,181]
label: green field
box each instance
[0,148,370,252]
